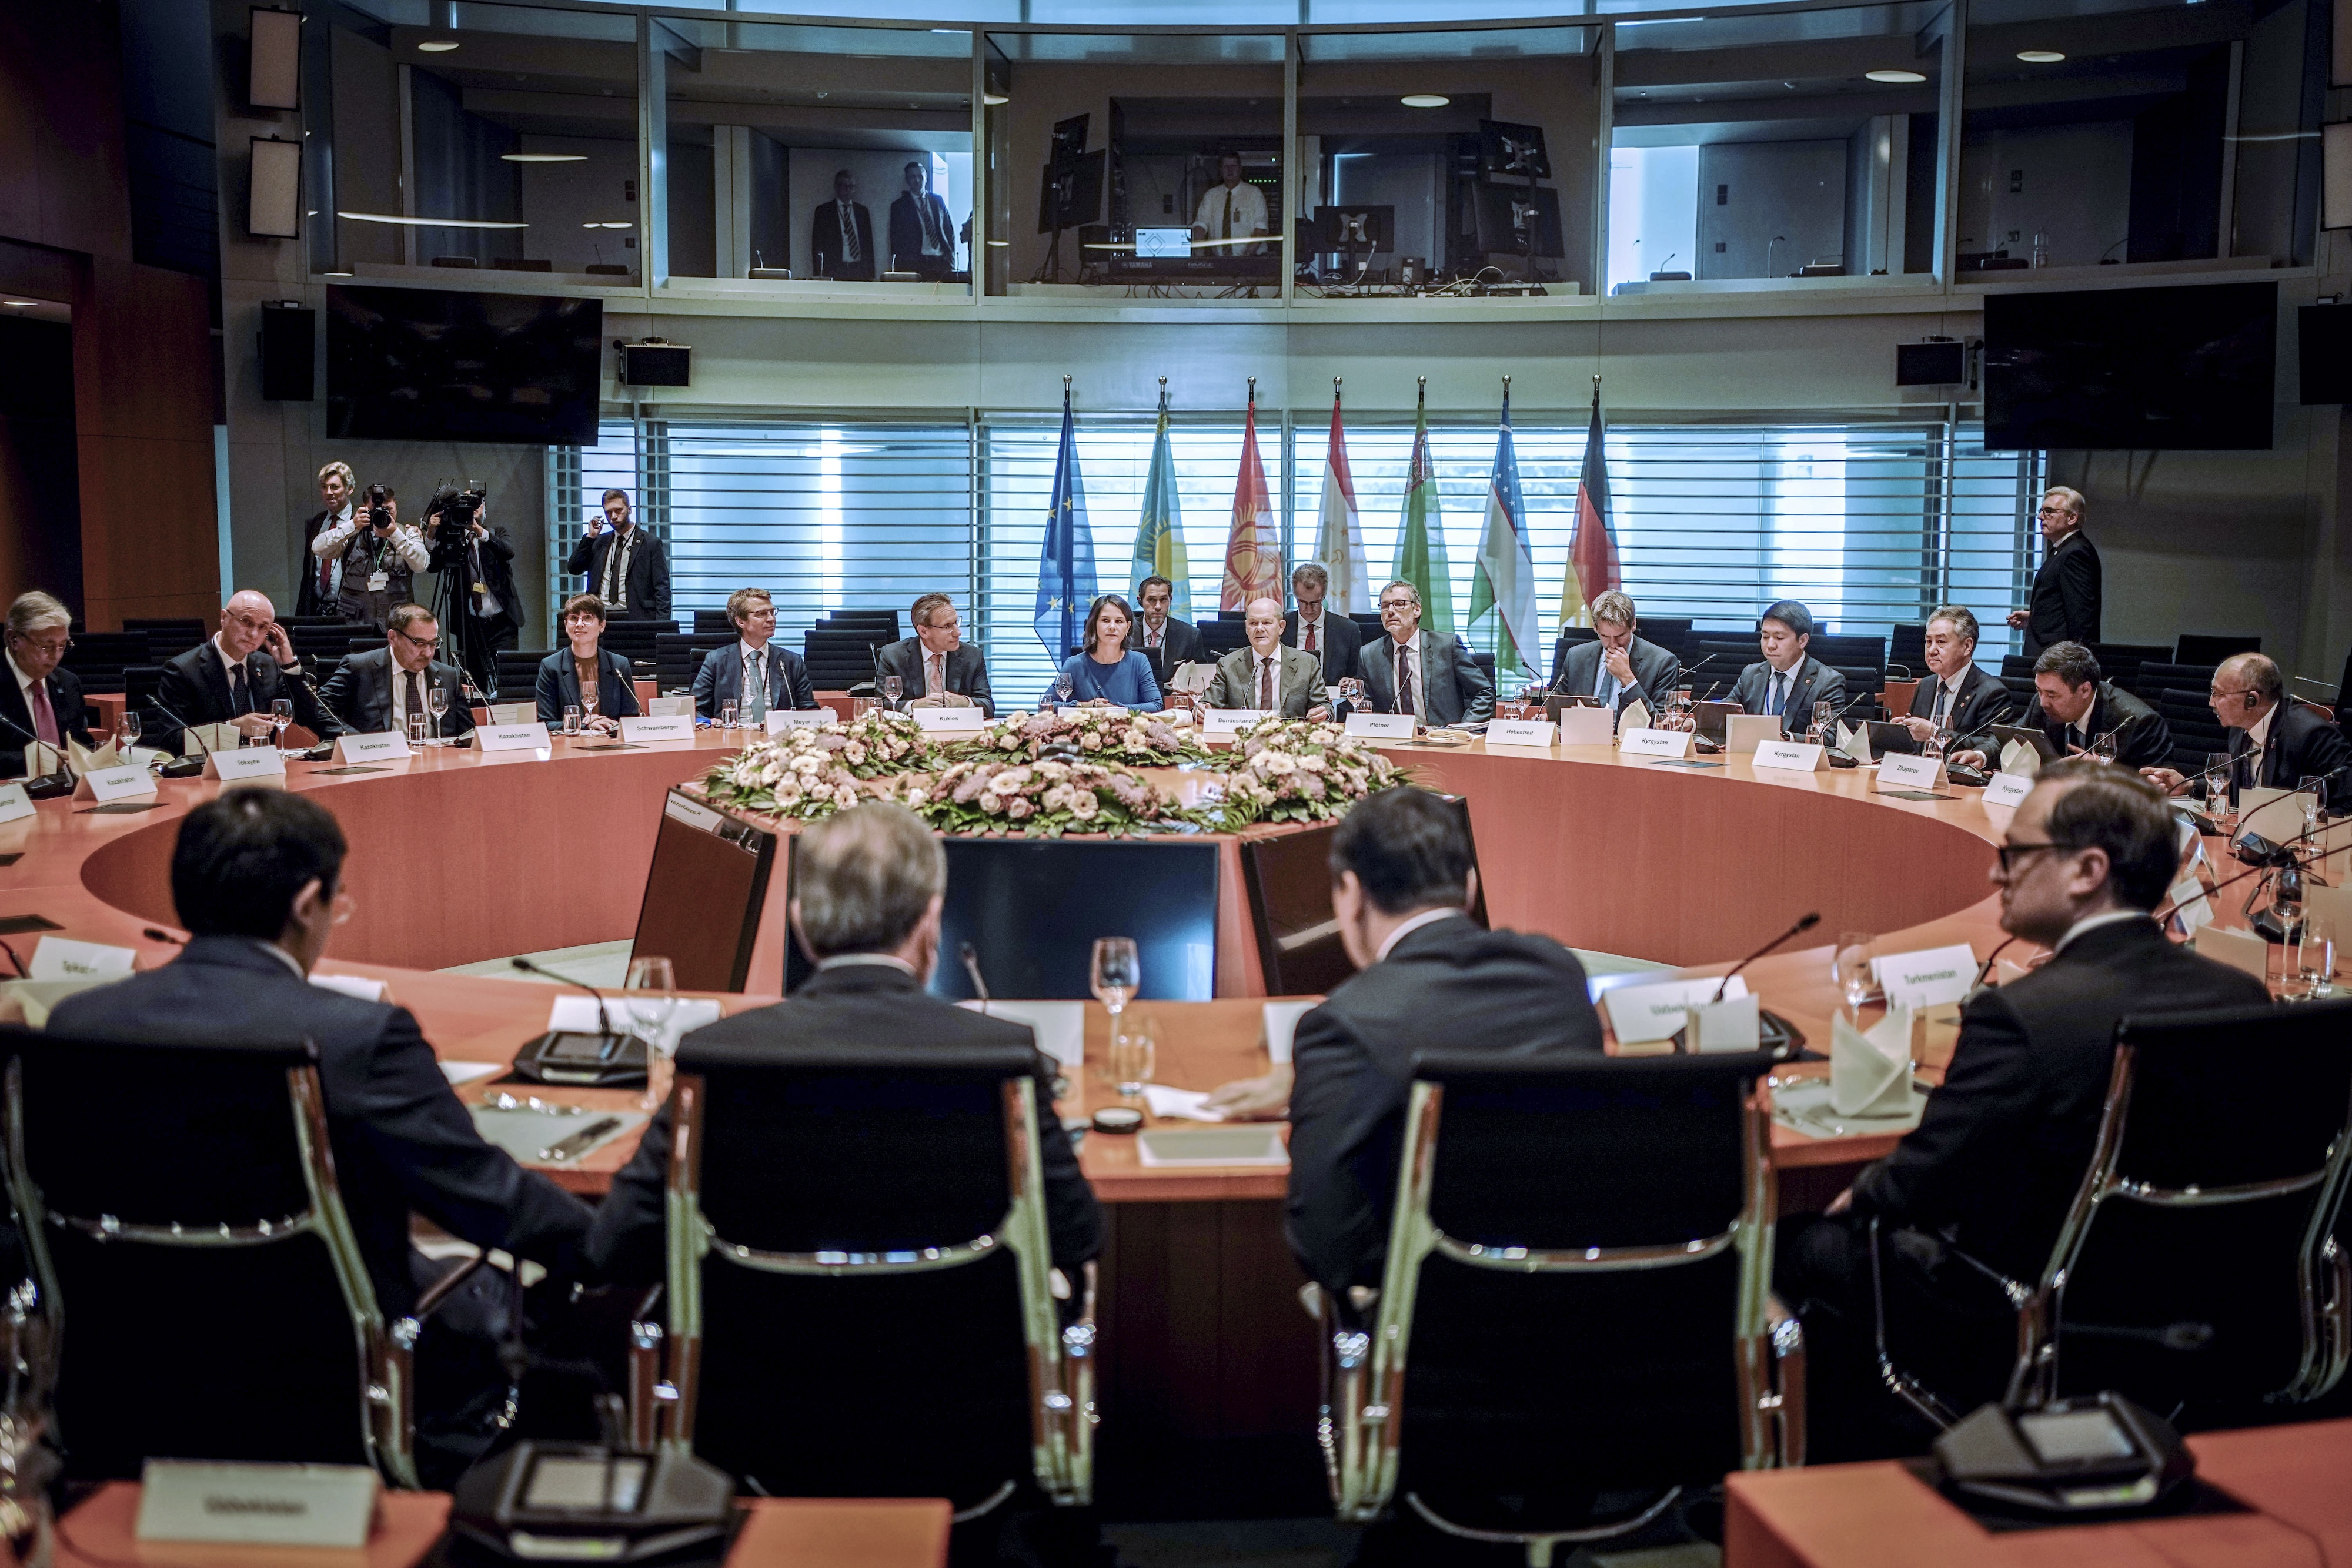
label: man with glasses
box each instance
[877,593,994,717]
[0,591,92,775]
[1773,761,2268,1458]
[1357,579,1493,728]
[321,603,476,742]
[2143,651,2351,805]
[691,587,818,725]
[154,590,333,755]
[2007,485,2101,660]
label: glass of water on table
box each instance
[1091,937,1144,1097]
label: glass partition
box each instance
[1609,2,1947,292]
[657,18,974,293]
[1297,26,1602,297]
[983,31,1287,300]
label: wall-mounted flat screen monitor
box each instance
[632,792,777,993]
[326,285,602,446]
[1238,798,1489,997]
[930,839,1218,1002]
[1983,282,2276,452]
[1478,119,1552,180]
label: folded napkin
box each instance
[2000,738,2042,778]
[1141,1084,1224,1122]
[1618,698,1651,735]
[1830,1002,1915,1118]
[1838,721,1872,765]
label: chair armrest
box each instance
[626,1285,668,1452]
[412,1253,488,1321]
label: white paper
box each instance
[1487,718,1556,748]
[1754,740,1826,773]
[1603,975,1750,1044]
[1141,1084,1225,1122]
[956,998,1085,1069]
[910,706,986,735]
[766,708,831,734]
[1203,708,1267,736]
[72,763,157,803]
[1263,998,1317,1065]
[1873,942,1978,1009]
[1687,992,1762,1052]
[1830,1002,1915,1118]
[1555,705,1615,747]
[180,723,238,760]
[1983,772,2033,809]
[438,1060,503,1086]
[0,783,34,824]
[2166,876,2214,935]
[19,740,61,779]
[477,722,552,753]
[618,715,694,744]
[1725,714,1783,755]
[203,747,287,787]
[1999,738,2042,778]
[2196,923,2271,982]
[1620,727,1692,760]
[308,972,386,1002]
[2240,786,2313,847]
[1344,711,1414,740]
[332,731,412,763]
[489,701,535,726]
[547,993,722,1037]
[28,936,137,982]
[1875,753,1946,792]
[1837,721,1872,765]
[647,696,694,718]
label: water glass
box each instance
[563,704,582,736]
[115,710,141,753]
[1054,674,1076,706]
[2090,730,2119,764]
[1832,932,1876,1021]
[853,695,881,720]
[406,713,427,746]
[2204,753,2232,823]
[1338,677,1364,709]
[626,955,680,1111]
[881,675,903,706]
[271,697,293,731]
[1091,935,1140,1021]
[1110,1018,1157,1101]
[2300,775,2329,836]
[2298,916,2337,998]
[718,698,738,731]
[1812,700,1835,741]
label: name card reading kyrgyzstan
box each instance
[1872,942,1978,1009]
[1875,753,1946,792]
[202,747,288,787]
[617,715,694,744]
[136,1460,379,1549]
[1753,740,1827,773]
[910,706,987,735]
[0,783,33,825]
[1486,718,1557,748]
[29,935,138,982]
[332,731,412,764]
[1202,708,1267,737]
[1619,727,1692,760]
[766,708,832,734]
[1982,772,2033,809]
[476,722,552,754]
[1344,712,1416,740]
[1603,975,1750,1044]
[72,763,157,803]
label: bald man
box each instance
[1202,597,1328,719]
[2144,651,2351,804]
[153,591,335,754]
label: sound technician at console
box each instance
[1191,152,1268,256]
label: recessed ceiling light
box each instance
[2016,49,2066,62]
[583,221,633,229]
[322,270,353,276]
[1866,68,1927,82]
[983,92,1008,105]
[336,211,527,228]
[417,39,459,52]
[502,152,588,162]
[1401,93,1450,108]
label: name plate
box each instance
[1344,712,1415,740]
[203,747,288,787]
[1753,740,1826,773]
[1686,992,1762,1052]
[137,1459,379,1549]
[1620,727,1692,760]
[664,793,726,833]
[647,695,695,718]
[1555,704,1615,747]
[72,763,156,804]
[1487,719,1556,748]
[489,701,534,726]
[309,972,387,1002]
[29,935,136,981]
[2167,876,2214,934]
[1603,975,1749,1045]
[332,731,412,764]
[1202,708,1267,737]
[766,708,832,734]
[910,706,986,735]
[1983,771,2033,809]
[477,723,552,754]
[1873,942,1978,1009]
[0,783,34,825]
[1875,753,1947,792]
[618,715,694,744]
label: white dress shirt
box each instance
[1382,634,1426,724]
[2054,909,2151,954]
[1191,180,1268,253]
[2239,703,2276,782]
[599,527,639,616]
[1376,907,1466,962]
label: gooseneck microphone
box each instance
[509,955,622,1039]
[0,708,75,796]
[959,941,992,1003]
[1711,911,1822,1002]
[148,696,222,778]
[1970,934,2022,991]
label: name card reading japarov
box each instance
[1487,719,1556,748]
[1875,753,1946,792]
[1344,712,1416,740]
[476,723,552,754]
[1620,727,1692,760]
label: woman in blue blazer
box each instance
[1053,594,1162,710]
[536,592,642,734]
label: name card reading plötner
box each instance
[1344,711,1415,740]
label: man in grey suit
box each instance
[876,591,994,717]
[1549,589,1681,730]
[1357,579,1494,727]
[1730,599,1847,739]
[1202,597,1329,718]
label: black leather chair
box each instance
[2134,662,2217,707]
[655,633,735,695]
[58,632,149,696]
[634,1038,1093,1518]
[2176,634,2259,666]
[495,649,554,704]
[1198,618,1248,659]
[1322,1051,1799,1553]
[1,1030,431,1485]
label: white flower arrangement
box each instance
[917,755,1192,838]
[1212,718,1402,829]
[966,706,1212,765]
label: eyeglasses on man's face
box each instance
[392,626,442,654]
[1994,840,2071,875]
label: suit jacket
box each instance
[154,640,333,754]
[455,526,524,641]
[1201,644,1324,717]
[887,190,957,278]
[319,647,477,739]
[2231,701,2352,800]
[691,640,817,721]
[810,198,876,282]
[1286,915,1605,1292]
[587,962,1100,1286]
[1849,917,2269,1284]
[295,506,344,619]
[563,527,672,622]
[2019,681,2170,770]
[46,937,593,1319]
[1905,664,2018,756]
[1552,636,1683,724]
[1284,609,1364,684]
[2023,530,2102,660]
[876,637,994,718]
[1135,616,1203,668]
[1357,629,1495,726]
[0,661,92,776]
[1731,655,1849,738]
[535,647,642,726]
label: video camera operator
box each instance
[423,483,522,695]
[312,483,427,631]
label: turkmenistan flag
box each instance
[1130,388,1191,618]
[1468,384,1539,676]
[1392,385,1453,636]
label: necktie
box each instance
[1303,616,1317,654]
[1145,623,1161,651]
[1394,641,1414,717]
[404,670,423,733]
[1931,682,1950,728]
[842,204,858,264]
[1768,671,1786,717]
[318,528,335,596]
[1258,656,1273,711]
[928,651,946,700]
[1222,191,1232,241]
[602,535,625,610]
[228,663,249,717]
[742,649,767,724]
[28,679,57,745]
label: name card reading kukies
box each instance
[476,723,552,754]
[1619,727,1692,760]
[910,706,987,736]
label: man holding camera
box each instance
[312,483,429,631]
[564,489,670,623]
[423,487,522,694]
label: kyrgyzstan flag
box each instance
[1220,390,1280,611]
[1559,381,1622,627]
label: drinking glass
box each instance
[406,713,427,747]
[2298,915,2337,998]
[1810,700,1834,744]
[2204,753,2232,824]
[1110,1017,1157,1102]
[718,699,737,732]
[563,704,582,736]
[270,697,293,732]
[427,686,449,739]
[1832,932,1876,1021]
[626,955,680,1111]
[1054,673,1076,706]
[115,710,141,753]
[880,675,903,707]
[2299,775,2329,837]
[1338,677,1364,709]
[853,695,881,720]
[2090,730,2119,764]
[1090,935,1140,1027]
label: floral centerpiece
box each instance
[700,726,869,821]
[1210,718,1403,830]
[904,757,1193,838]
[965,706,1212,765]
[831,708,934,777]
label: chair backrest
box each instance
[1808,633,1886,680]
[691,609,736,636]
[2154,693,2227,771]
[662,1037,1079,1509]
[59,633,150,694]
[602,619,671,671]
[495,650,553,703]
[2177,634,2259,666]
[2019,998,2352,1413]
[1636,616,1692,663]
[1889,622,1926,675]
[1,1029,413,1484]
[656,633,736,694]
[1198,618,1248,658]
[2134,662,2216,704]
[801,627,890,690]
[815,609,901,642]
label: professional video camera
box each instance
[423,479,489,573]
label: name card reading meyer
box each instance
[0,783,34,825]
[28,935,138,982]
[1872,942,1978,1009]
[1345,712,1416,740]
[1875,753,1947,793]
[766,708,833,735]
[1487,719,1557,748]
[202,747,288,788]
[1603,975,1750,1044]
[1619,727,1692,760]
[1753,740,1827,773]
[476,722,552,754]
[332,731,412,764]
[1201,708,1267,737]
[617,715,694,745]
[910,706,987,736]
[1982,772,2033,810]
[72,763,158,804]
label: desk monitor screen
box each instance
[1135,227,1191,258]
[1037,149,1107,232]
[632,792,778,993]
[1471,183,1565,259]
[1478,118,1552,180]
[1240,798,1489,997]
[931,840,1219,1002]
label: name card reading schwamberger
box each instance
[1486,719,1556,748]
[1619,727,1692,760]
[617,715,694,744]
[910,706,987,735]
[1753,740,1827,773]
[1602,975,1750,1045]
[202,747,287,788]
[1344,712,1416,741]
[1872,942,1978,1009]
[476,723,552,754]
[332,731,412,764]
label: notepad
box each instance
[1135,1126,1288,1168]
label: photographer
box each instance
[313,483,428,631]
[423,484,522,694]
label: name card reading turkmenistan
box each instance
[1875,753,1947,792]
[29,935,137,982]
[766,708,831,734]
[72,763,157,804]
[202,747,288,788]
[332,731,412,764]
[1872,942,1978,1009]
[910,706,987,735]
[136,1460,379,1549]
[1603,975,1750,1045]
[1344,712,1416,740]
[476,723,552,754]
[0,783,34,825]
[1983,772,2033,810]
[1619,727,1692,760]
[618,715,694,745]
[1486,719,1556,748]
[1753,740,1828,773]
[1202,708,1267,737]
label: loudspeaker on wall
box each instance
[249,137,302,239]
[248,6,300,111]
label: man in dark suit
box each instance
[422,489,523,695]
[2009,485,2101,660]
[1729,599,1847,739]
[1358,579,1493,727]
[2145,651,2352,804]
[153,590,333,755]
[1549,589,1681,729]
[589,801,1099,1289]
[1,591,93,775]
[1284,563,1362,685]
[295,460,354,620]
[691,587,817,723]
[46,791,593,1467]
[1955,642,2169,773]
[1201,597,1329,718]
[1892,604,2016,756]
[563,489,671,623]
[886,160,957,280]
[877,592,994,717]
[1134,575,1203,668]
[1776,762,2269,1456]
[810,168,876,282]
[319,603,477,741]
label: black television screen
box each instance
[326,284,603,446]
[929,839,1219,1002]
[1983,282,2276,452]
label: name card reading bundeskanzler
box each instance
[1201,708,1266,737]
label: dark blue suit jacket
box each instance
[536,647,642,727]
[45,938,592,1318]
[690,640,817,721]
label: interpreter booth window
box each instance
[1609,2,1946,293]
[319,2,640,280]
[981,31,1287,300]
[1295,26,1602,298]
[656,18,974,294]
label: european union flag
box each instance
[1035,387,1098,660]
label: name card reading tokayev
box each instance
[1872,942,1978,1009]
[72,764,156,804]
[1619,727,1692,760]
[1344,712,1416,740]
[202,747,287,787]
[1603,975,1750,1044]
[1753,740,1827,773]
[617,716,694,744]
[332,731,411,764]
[1486,718,1556,748]
[910,706,987,735]
[1982,772,2033,809]
[476,723,552,754]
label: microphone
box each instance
[509,955,632,1045]
[149,696,221,778]
[1970,934,2022,991]
[1712,911,1822,1002]
[960,941,992,1002]
[0,940,23,979]
[2151,813,2348,923]
[0,707,75,797]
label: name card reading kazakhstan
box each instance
[332,731,411,764]
[72,764,156,804]
[1619,727,1692,760]
[476,723,551,754]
